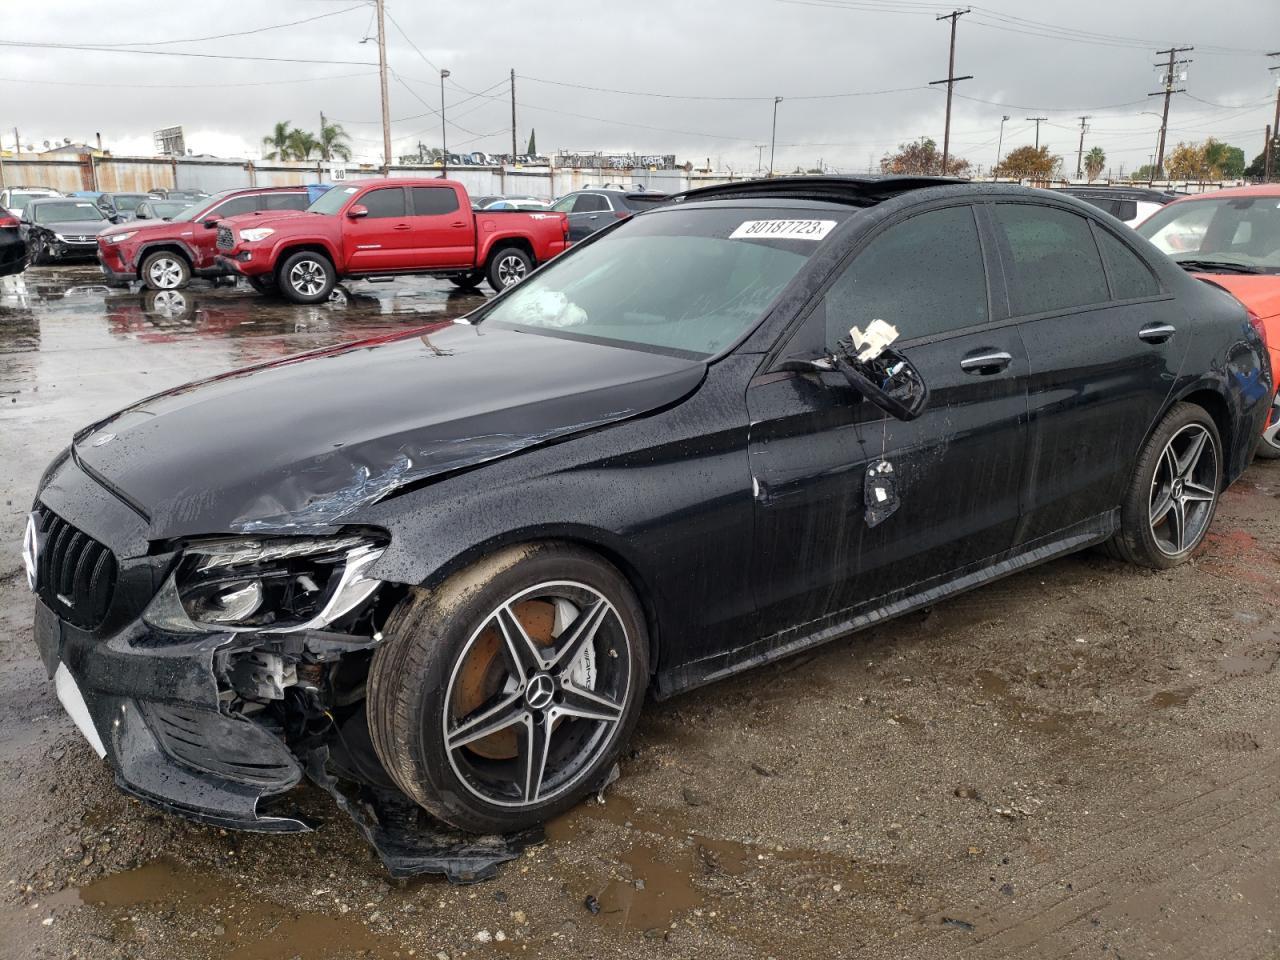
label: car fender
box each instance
[264,233,343,268]
[134,237,201,270]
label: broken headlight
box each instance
[142,534,386,635]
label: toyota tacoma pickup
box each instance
[216,178,570,302]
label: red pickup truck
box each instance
[216,178,570,303]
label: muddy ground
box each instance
[0,265,1277,960]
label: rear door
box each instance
[564,193,613,241]
[988,200,1185,545]
[407,185,473,267]
[345,185,412,272]
[748,203,1030,636]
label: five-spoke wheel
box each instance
[277,250,336,304]
[367,545,647,833]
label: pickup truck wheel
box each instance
[277,251,336,304]
[140,251,191,290]
[450,271,484,290]
[487,247,532,292]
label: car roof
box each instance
[1163,184,1280,204]
[1057,185,1176,203]
[673,174,969,207]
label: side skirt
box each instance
[652,511,1118,700]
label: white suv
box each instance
[1,187,62,219]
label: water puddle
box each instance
[57,857,392,960]
[1148,688,1196,709]
[973,669,1083,736]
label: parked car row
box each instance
[24,176,1274,866]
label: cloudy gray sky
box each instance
[3,0,1278,175]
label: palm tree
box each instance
[285,129,319,161]
[261,121,292,161]
[1084,146,1106,182]
[317,120,352,162]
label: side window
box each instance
[263,193,308,211]
[212,195,259,218]
[360,187,407,219]
[1095,227,1160,300]
[823,205,988,345]
[550,195,576,213]
[573,194,610,213]
[993,203,1109,316]
[412,187,461,215]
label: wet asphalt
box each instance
[1,264,1279,960]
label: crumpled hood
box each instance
[73,323,704,538]
[1194,273,1280,320]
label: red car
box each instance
[1136,184,1280,459]
[215,178,570,303]
[97,186,311,290]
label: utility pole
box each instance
[1267,53,1279,181]
[440,69,450,176]
[375,0,391,175]
[1026,116,1047,150]
[1149,45,1193,180]
[1267,124,1274,182]
[929,9,972,176]
[510,68,518,162]
[769,97,783,177]
[13,128,20,154]
[1075,115,1091,179]
[994,114,1009,175]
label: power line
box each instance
[58,4,370,47]
[517,74,929,102]
[0,71,377,89]
[0,39,376,65]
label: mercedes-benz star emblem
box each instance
[21,514,39,593]
[525,673,556,710]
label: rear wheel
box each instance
[367,544,648,834]
[486,246,532,293]
[140,251,191,290]
[277,251,336,304]
[1256,396,1280,460]
[1110,403,1221,569]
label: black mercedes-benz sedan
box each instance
[25,177,1273,865]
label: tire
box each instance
[27,238,49,267]
[276,250,336,304]
[450,271,484,290]
[140,250,191,291]
[486,246,533,293]
[367,543,649,834]
[246,274,277,296]
[1109,402,1222,569]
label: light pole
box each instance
[994,115,1010,178]
[1140,111,1162,183]
[769,97,783,177]
[440,68,451,177]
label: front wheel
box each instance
[366,544,648,834]
[277,250,336,304]
[140,251,191,290]
[1256,395,1280,460]
[1110,402,1222,569]
[486,246,532,293]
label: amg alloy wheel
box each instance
[1257,395,1280,460]
[367,545,648,833]
[141,252,190,290]
[1110,402,1222,569]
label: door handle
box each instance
[960,350,1013,374]
[587,215,599,220]
[450,221,466,227]
[393,224,412,231]
[1138,322,1176,343]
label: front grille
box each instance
[216,226,234,250]
[33,505,117,630]
[144,703,302,791]
[58,236,96,244]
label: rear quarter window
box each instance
[263,193,308,211]
[412,187,460,215]
[1094,227,1161,300]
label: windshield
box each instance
[113,195,148,212]
[10,192,54,213]
[170,189,236,223]
[1136,195,1280,274]
[308,185,359,215]
[31,201,106,224]
[481,206,844,357]
[151,201,190,219]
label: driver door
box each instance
[747,203,1030,638]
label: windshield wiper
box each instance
[1174,259,1266,275]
